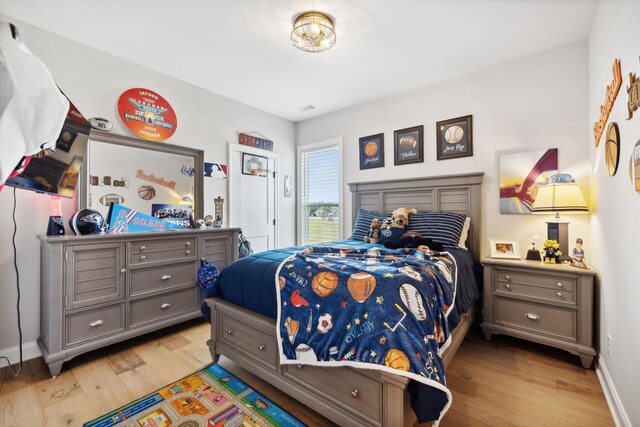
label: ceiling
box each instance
[0,0,599,122]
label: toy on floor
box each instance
[543,239,562,263]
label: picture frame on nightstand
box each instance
[489,237,521,259]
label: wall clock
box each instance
[605,122,620,176]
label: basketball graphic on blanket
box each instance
[311,271,339,297]
[278,275,286,290]
[384,349,411,371]
[347,272,377,303]
[399,284,427,321]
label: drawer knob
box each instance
[505,284,511,289]
[140,246,146,251]
[525,313,540,320]
[505,275,511,281]
[160,303,171,309]
[185,250,191,255]
[259,344,266,351]
[186,241,191,247]
[351,389,359,398]
[557,282,563,287]
[557,292,563,297]
[89,319,104,328]
[297,364,303,369]
[140,255,146,261]
[161,275,172,281]
[227,329,234,335]
[121,268,127,273]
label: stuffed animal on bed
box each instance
[379,207,416,248]
[543,239,562,263]
[364,218,382,243]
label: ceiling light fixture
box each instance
[291,11,336,53]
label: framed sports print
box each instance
[359,133,384,169]
[394,125,424,165]
[436,115,473,160]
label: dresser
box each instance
[481,258,596,368]
[38,228,239,376]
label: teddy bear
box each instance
[543,239,562,263]
[364,218,382,243]
[379,208,416,248]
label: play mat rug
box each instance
[83,363,306,427]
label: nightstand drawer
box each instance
[496,281,575,305]
[495,297,576,340]
[497,268,575,291]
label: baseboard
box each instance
[596,357,632,427]
[0,340,41,368]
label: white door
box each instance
[229,144,277,253]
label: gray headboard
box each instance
[347,173,484,257]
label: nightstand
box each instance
[480,258,596,368]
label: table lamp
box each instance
[46,195,65,235]
[531,177,588,262]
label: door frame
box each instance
[296,137,343,245]
[228,143,280,248]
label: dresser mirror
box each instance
[81,131,204,223]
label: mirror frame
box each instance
[80,130,204,221]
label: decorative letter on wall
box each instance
[593,58,622,147]
[627,72,640,120]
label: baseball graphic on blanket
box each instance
[347,272,377,303]
[399,284,427,321]
[295,343,317,363]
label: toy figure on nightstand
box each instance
[543,239,562,263]
[572,238,588,269]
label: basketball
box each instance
[278,275,286,291]
[138,185,156,200]
[444,125,464,144]
[364,141,378,157]
[399,135,416,149]
[384,349,411,371]
[311,271,339,297]
[347,272,376,303]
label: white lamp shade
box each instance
[531,183,588,213]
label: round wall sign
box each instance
[117,88,177,141]
[605,122,620,176]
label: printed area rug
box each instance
[84,363,306,427]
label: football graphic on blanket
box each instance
[399,284,427,321]
[347,272,377,303]
[295,343,317,363]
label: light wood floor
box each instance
[0,319,613,427]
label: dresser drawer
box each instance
[284,364,382,424]
[130,238,196,265]
[495,297,576,340]
[496,268,576,291]
[129,287,198,328]
[65,303,125,347]
[496,281,575,305]
[219,314,278,369]
[130,261,197,296]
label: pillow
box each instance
[405,211,467,247]
[350,209,389,241]
[458,217,471,250]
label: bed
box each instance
[205,173,483,427]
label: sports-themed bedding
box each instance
[277,245,457,422]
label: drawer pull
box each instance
[297,364,303,369]
[161,275,172,281]
[505,275,511,281]
[259,344,266,351]
[121,268,127,273]
[140,255,146,261]
[351,389,359,398]
[185,250,191,255]
[505,284,511,289]
[525,313,540,320]
[185,241,191,247]
[557,282,563,287]
[89,320,104,328]
[227,329,234,335]
[140,245,146,251]
[556,292,563,297]
[160,303,171,309]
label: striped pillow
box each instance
[406,211,467,247]
[350,209,389,241]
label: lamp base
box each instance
[526,249,541,261]
[47,216,65,236]
[547,221,569,262]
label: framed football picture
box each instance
[359,133,384,169]
[436,115,473,160]
[394,125,424,165]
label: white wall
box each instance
[588,3,640,425]
[0,17,296,360]
[297,41,591,256]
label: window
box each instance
[298,140,342,245]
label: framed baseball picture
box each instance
[436,115,473,160]
[359,133,384,170]
[394,125,424,165]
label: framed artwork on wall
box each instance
[489,238,521,259]
[359,133,385,170]
[394,125,423,165]
[436,115,473,160]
